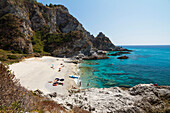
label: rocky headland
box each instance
[0,0,117,58]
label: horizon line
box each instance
[116,44,170,46]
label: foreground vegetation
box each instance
[0,63,90,113]
[0,63,65,112]
[0,49,50,64]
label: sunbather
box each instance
[51,64,54,69]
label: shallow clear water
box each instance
[80,45,170,89]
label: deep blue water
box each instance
[80,45,170,89]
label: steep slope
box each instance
[0,0,116,57]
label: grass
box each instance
[0,49,25,64]
[0,48,51,64]
[0,49,39,64]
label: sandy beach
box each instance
[9,56,79,96]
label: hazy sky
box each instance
[38,0,170,45]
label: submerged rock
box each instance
[108,51,131,56]
[117,55,129,59]
[82,56,109,60]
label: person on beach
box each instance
[51,64,54,69]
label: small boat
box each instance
[69,75,79,79]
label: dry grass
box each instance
[0,63,65,112]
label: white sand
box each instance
[9,56,79,95]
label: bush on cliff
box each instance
[7,55,19,60]
[0,13,31,54]
[0,14,24,51]
[31,26,50,53]
[44,31,82,52]
[31,27,82,54]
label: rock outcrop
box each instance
[92,32,115,51]
[52,84,170,113]
[0,0,116,56]
[117,55,129,59]
[108,51,131,56]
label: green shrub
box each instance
[0,14,25,51]
[11,50,23,54]
[7,55,18,59]
[11,101,21,111]
[31,26,50,53]
[0,56,7,61]
[31,31,44,53]
[49,3,54,7]
[42,13,49,21]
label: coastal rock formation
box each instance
[108,51,131,56]
[92,32,115,51]
[0,0,116,56]
[82,50,109,60]
[53,84,170,113]
[113,46,132,51]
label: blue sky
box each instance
[38,0,170,45]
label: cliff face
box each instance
[0,0,115,56]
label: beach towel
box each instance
[60,79,64,81]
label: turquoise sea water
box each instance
[80,45,170,89]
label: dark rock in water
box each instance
[83,56,109,60]
[128,76,134,79]
[83,50,109,60]
[108,51,131,56]
[117,56,129,59]
[113,46,132,52]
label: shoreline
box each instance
[7,56,170,112]
[9,56,80,96]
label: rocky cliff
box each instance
[0,0,115,57]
